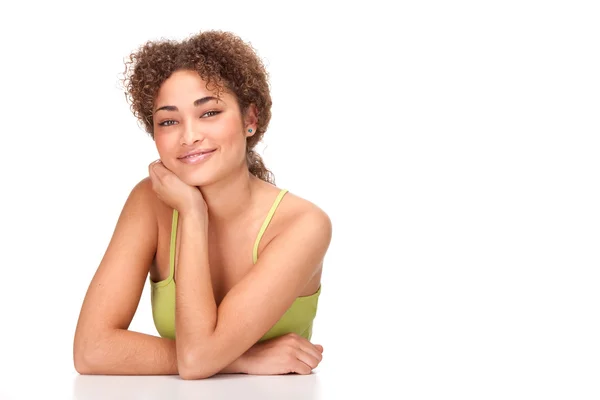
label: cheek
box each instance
[153,134,180,170]
[221,134,247,162]
[213,120,246,151]
[154,133,175,154]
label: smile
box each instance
[179,149,216,164]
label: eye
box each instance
[202,110,221,118]
[158,120,177,127]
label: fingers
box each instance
[149,160,173,188]
[282,333,323,374]
[294,347,321,371]
[300,341,323,364]
[149,159,161,170]
[284,333,322,360]
[148,160,160,180]
[150,160,166,177]
[293,358,314,375]
[148,166,162,190]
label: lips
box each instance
[178,149,216,159]
[178,149,216,165]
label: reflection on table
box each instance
[73,372,322,400]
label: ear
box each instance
[244,104,259,137]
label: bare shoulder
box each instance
[286,191,330,227]
[129,176,155,206]
[275,189,333,249]
[265,189,331,294]
[134,176,169,218]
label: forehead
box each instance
[155,69,231,106]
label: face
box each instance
[152,69,256,187]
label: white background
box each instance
[0,0,598,399]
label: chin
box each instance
[178,168,217,188]
[180,174,211,188]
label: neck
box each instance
[198,167,259,223]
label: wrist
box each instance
[220,353,249,374]
[179,208,208,228]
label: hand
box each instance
[241,333,324,375]
[148,160,207,218]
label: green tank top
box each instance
[149,188,321,342]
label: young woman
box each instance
[73,30,331,380]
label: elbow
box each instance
[73,333,110,375]
[73,346,96,375]
[177,350,218,380]
[179,368,215,380]
[73,328,97,375]
[73,328,118,375]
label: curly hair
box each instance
[121,30,275,184]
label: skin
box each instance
[73,69,330,379]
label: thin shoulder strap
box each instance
[253,189,289,264]
[168,209,179,281]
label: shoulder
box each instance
[127,177,156,208]
[279,189,333,248]
[130,176,169,213]
[131,176,153,194]
[123,176,170,227]
[257,188,331,285]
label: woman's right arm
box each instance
[72,178,254,375]
[72,177,184,375]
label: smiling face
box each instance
[152,69,257,187]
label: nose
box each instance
[179,118,205,146]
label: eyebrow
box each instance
[154,96,221,114]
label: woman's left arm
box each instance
[175,208,331,380]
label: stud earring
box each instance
[248,128,253,133]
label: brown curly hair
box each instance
[121,30,275,184]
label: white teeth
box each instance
[181,149,214,159]
[186,152,207,158]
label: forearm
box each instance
[75,329,178,375]
[75,328,248,376]
[175,212,220,370]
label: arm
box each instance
[73,178,174,374]
[72,178,249,375]
[175,207,332,379]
